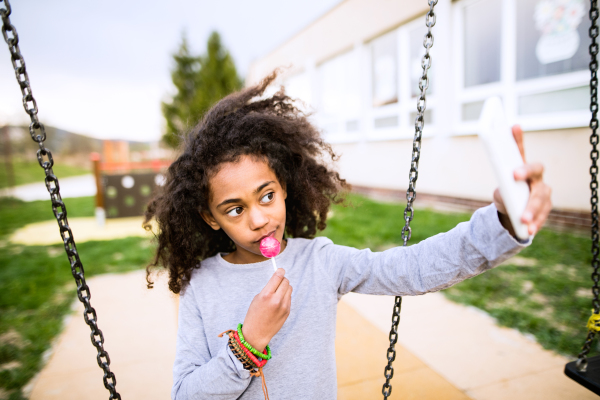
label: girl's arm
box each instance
[322,203,528,297]
[172,284,252,400]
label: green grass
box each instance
[0,196,154,399]
[0,160,90,189]
[322,194,597,359]
[0,196,95,238]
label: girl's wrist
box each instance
[240,325,268,352]
[497,211,517,238]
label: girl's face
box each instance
[201,155,287,264]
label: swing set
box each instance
[2,0,600,398]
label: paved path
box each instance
[26,271,594,399]
[0,174,95,201]
[28,271,470,400]
[343,292,594,400]
[10,216,153,245]
[28,271,177,400]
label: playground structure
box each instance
[90,140,171,225]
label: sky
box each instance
[0,0,343,141]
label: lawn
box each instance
[0,160,90,189]
[0,193,596,399]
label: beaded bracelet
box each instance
[234,330,268,367]
[219,330,267,369]
[219,329,271,400]
[237,323,272,360]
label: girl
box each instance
[144,72,551,400]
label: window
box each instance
[456,0,590,130]
[317,50,361,138]
[518,86,588,115]
[318,51,360,117]
[371,31,398,106]
[516,0,590,81]
[463,0,502,87]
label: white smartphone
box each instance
[478,96,531,240]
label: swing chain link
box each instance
[576,0,600,373]
[0,1,121,398]
[382,1,437,398]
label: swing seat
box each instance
[565,355,600,395]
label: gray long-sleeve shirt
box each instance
[172,204,529,399]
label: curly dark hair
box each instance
[144,71,350,294]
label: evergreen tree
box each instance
[162,32,242,148]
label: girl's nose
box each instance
[248,207,269,231]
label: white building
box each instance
[247,0,592,227]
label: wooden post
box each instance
[1,126,15,188]
[90,152,105,227]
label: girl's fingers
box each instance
[531,186,552,232]
[283,285,293,309]
[264,268,286,293]
[523,183,552,234]
[512,125,526,163]
[514,163,544,182]
[531,200,553,234]
[275,276,290,296]
[522,192,542,224]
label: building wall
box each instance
[248,0,594,213]
[332,127,591,211]
[246,0,431,84]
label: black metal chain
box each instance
[577,0,600,373]
[0,1,121,398]
[381,1,437,398]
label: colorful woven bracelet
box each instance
[231,336,262,370]
[234,330,267,368]
[229,333,259,369]
[228,336,257,370]
[219,329,270,400]
[219,330,262,370]
[237,323,272,360]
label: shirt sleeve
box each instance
[172,283,252,400]
[321,204,530,298]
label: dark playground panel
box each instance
[102,172,165,218]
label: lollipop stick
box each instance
[271,257,277,272]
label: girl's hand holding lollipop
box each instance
[242,267,292,352]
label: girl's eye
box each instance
[261,192,274,203]
[227,207,243,217]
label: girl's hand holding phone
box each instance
[493,125,552,236]
[241,268,293,352]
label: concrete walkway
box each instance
[10,216,154,246]
[0,174,95,201]
[26,272,594,400]
[343,293,594,400]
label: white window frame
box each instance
[365,17,440,142]
[315,47,364,144]
[453,0,591,135]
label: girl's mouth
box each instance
[255,229,276,243]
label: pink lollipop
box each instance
[260,236,280,271]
